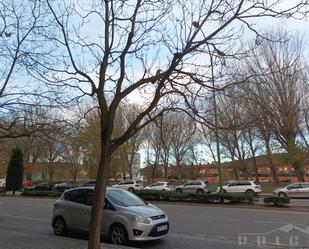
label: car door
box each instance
[182,181,192,193]
[101,198,116,237]
[151,183,160,190]
[226,181,239,193]
[300,183,309,198]
[287,184,303,197]
[190,181,202,193]
[122,180,133,190]
[64,189,92,231]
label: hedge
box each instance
[264,196,290,207]
[22,191,62,197]
[21,189,254,205]
[135,190,254,204]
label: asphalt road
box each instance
[1,197,309,249]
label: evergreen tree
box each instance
[5,148,24,195]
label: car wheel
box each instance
[245,189,255,197]
[176,188,182,194]
[128,187,134,192]
[109,223,128,245]
[278,192,287,197]
[196,189,204,194]
[53,217,67,236]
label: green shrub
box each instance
[264,196,290,206]
[22,191,62,198]
[135,190,253,204]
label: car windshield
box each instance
[106,188,146,207]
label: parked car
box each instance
[273,182,309,198]
[82,180,96,186]
[112,179,144,192]
[23,180,33,186]
[52,187,169,245]
[175,180,212,194]
[52,183,73,193]
[22,180,34,191]
[33,183,52,191]
[144,182,174,191]
[221,180,262,196]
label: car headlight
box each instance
[131,215,151,224]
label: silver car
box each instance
[273,182,309,198]
[144,182,175,191]
[52,187,169,245]
[175,180,212,194]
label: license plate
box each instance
[157,225,168,232]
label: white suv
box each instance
[221,180,262,196]
[144,182,174,191]
[112,179,144,192]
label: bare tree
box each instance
[31,1,309,248]
[243,31,306,182]
[0,0,54,138]
[217,91,250,179]
[169,112,196,182]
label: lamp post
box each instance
[209,49,223,193]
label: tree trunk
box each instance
[164,164,168,180]
[265,142,279,185]
[231,157,239,180]
[87,145,112,249]
[176,158,182,183]
[252,156,259,183]
[294,166,305,182]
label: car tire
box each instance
[245,189,255,197]
[176,188,182,194]
[278,192,287,197]
[53,216,67,236]
[128,187,134,192]
[196,189,204,194]
[109,223,128,245]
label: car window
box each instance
[64,189,93,205]
[228,182,238,187]
[289,184,302,189]
[190,181,201,185]
[301,183,309,188]
[135,180,143,184]
[106,188,146,207]
[157,182,165,186]
[240,181,251,186]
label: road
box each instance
[1,197,309,249]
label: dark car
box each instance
[33,183,52,191]
[52,183,73,193]
[82,180,96,186]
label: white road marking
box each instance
[0,213,50,223]
[253,220,306,226]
